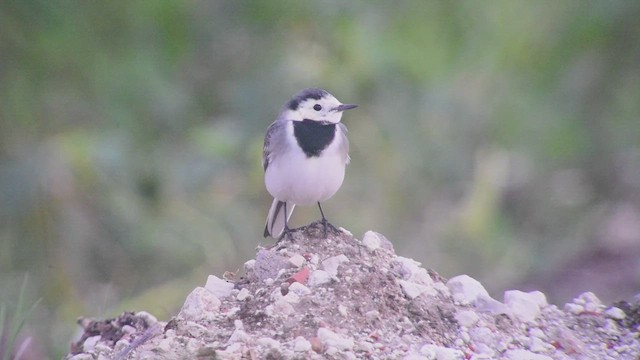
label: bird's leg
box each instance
[279,202,292,241]
[317,202,329,238]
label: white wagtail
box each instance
[262,88,357,239]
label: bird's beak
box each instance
[334,104,358,112]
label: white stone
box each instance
[505,349,553,360]
[420,344,465,360]
[575,292,602,308]
[605,307,626,320]
[236,288,251,301]
[455,310,480,327]
[265,298,295,317]
[529,327,547,340]
[528,336,552,353]
[504,290,546,322]
[308,270,332,287]
[564,303,584,315]
[446,275,489,305]
[293,336,312,352]
[69,355,94,360]
[404,354,430,360]
[244,259,255,271]
[82,335,101,352]
[362,231,381,252]
[338,304,348,316]
[399,280,435,299]
[183,321,208,338]
[469,326,496,345]
[366,310,380,320]
[288,281,311,296]
[475,294,510,315]
[473,343,495,357]
[121,324,136,335]
[317,327,354,351]
[288,254,306,268]
[228,329,250,344]
[216,342,244,358]
[179,287,221,321]
[394,257,434,286]
[114,338,130,353]
[136,311,158,326]
[322,255,349,277]
[283,291,300,304]
[205,275,235,299]
[340,227,353,236]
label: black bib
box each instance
[293,120,336,158]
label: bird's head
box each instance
[280,88,357,124]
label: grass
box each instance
[0,276,42,360]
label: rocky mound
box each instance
[67,222,640,360]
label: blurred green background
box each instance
[1,1,640,358]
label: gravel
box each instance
[67,222,640,360]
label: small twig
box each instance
[114,323,163,360]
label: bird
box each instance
[262,88,357,239]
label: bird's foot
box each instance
[278,227,293,243]
[320,218,338,238]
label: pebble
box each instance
[504,290,547,322]
[244,259,255,271]
[69,355,93,360]
[288,254,306,268]
[420,344,465,360]
[504,349,553,360]
[265,298,295,317]
[179,287,221,321]
[288,281,311,296]
[455,310,480,327]
[575,292,603,313]
[257,337,281,350]
[446,275,489,305]
[308,269,332,287]
[474,294,510,315]
[322,254,349,277]
[205,275,235,299]
[136,311,158,326]
[317,327,355,351]
[399,280,435,299]
[293,336,312,352]
[604,307,626,320]
[362,231,382,252]
[82,336,101,352]
[395,257,434,286]
[236,287,251,301]
[528,336,551,353]
[564,303,584,315]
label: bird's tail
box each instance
[264,199,295,238]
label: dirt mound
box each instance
[67,222,639,359]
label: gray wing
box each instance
[262,120,288,172]
[337,123,350,164]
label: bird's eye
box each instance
[313,104,322,111]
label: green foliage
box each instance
[0,276,42,360]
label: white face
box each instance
[283,94,345,124]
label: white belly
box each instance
[265,144,346,206]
